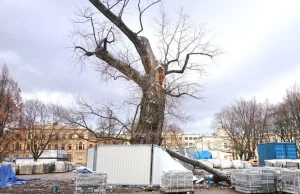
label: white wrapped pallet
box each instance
[281,169,300,193]
[55,161,66,172]
[161,170,193,193]
[32,162,44,174]
[234,169,275,193]
[213,158,221,168]
[232,160,243,169]
[19,163,33,175]
[220,159,232,169]
[275,160,289,168]
[265,160,276,167]
[286,160,300,169]
[43,162,51,173]
[242,161,252,168]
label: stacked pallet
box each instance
[54,161,66,172]
[281,169,300,193]
[161,170,193,193]
[19,163,33,175]
[233,169,275,193]
[32,162,44,174]
[231,169,245,188]
[76,173,107,194]
[286,160,300,169]
[265,160,276,167]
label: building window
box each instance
[185,137,188,140]
[13,155,19,158]
[16,134,21,138]
[25,155,29,157]
[68,144,72,150]
[69,134,73,139]
[194,137,197,140]
[189,143,193,146]
[48,144,51,149]
[179,137,182,140]
[55,144,58,149]
[89,144,93,148]
[15,142,20,150]
[189,137,192,140]
[78,142,83,150]
[27,144,30,150]
[61,144,65,149]
[77,155,82,161]
[224,142,227,149]
[185,143,188,146]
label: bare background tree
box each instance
[54,97,130,144]
[72,0,219,145]
[22,99,66,161]
[214,98,272,160]
[271,84,300,153]
[161,123,184,150]
[0,64,22,161]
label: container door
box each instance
[286,143,297,159]
[274,144,286,159]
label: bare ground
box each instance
[0,172,238,194]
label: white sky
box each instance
[1,0,300,133]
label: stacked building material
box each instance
[19,163,33,175]
[76,173,107,194]
[32,162,44,174]
[275,160,289,168]
[281,169,300,193]
[161,170,193,193]
[54,161,66,172]
[231,169,245,188]
[232,160,243,169]
[286,160,300,169]
[265,160,276,167]
[43,162,51,173]
[233,169,275,193]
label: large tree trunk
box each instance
[130,73,166,145]
[166,149,231,185]
[129,37,166,145]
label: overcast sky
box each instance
[1,0,300,134]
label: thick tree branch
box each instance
[166,52,213,75]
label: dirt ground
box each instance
[0,172,238,194]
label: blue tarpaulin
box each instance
[194,151,212,159]
[0,164,40,189]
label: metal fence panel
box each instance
[86,147,95,170]
[96,145,152,185]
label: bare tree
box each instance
[72,0,219,145]
[22,99,66,161]
[214,98,272,160]
[53,97,129,144]
[161,123,184,150]
[271,84,300,151]
[0,64,22,160]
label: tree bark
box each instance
[166,149,231,185]
[130,68,166,145]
